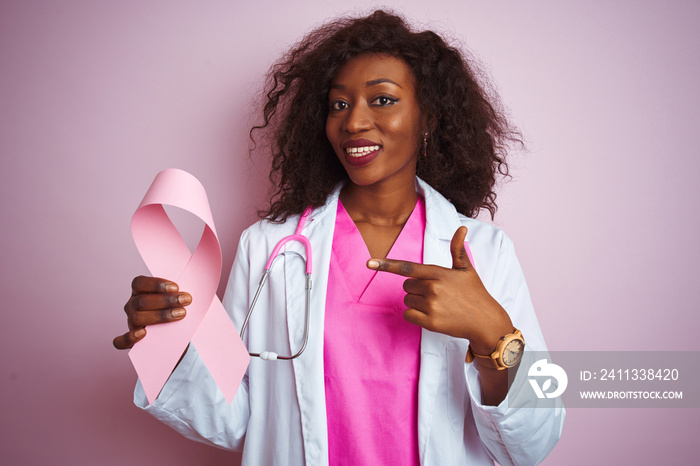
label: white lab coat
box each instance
[135,178,565,465]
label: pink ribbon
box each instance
[129,168,250,404]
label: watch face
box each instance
[503,339,524,367]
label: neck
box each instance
[340,177,418,227]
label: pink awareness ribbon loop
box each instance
[129,168,250,404]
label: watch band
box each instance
[466,347,501,369]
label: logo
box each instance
[528,359,568,399]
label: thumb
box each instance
[450,226,470,270]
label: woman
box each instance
[114,10,564,465]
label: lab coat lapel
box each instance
[416,179,464,459]
[283,188,339,466]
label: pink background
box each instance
[2,1,698,464]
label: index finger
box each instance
[367,258,443,279]
[131,275,179,294]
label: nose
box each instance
[343,102,372,134]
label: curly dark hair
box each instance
[251,9,521,222]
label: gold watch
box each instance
[466,329,525,370]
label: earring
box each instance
[422,133,428,157]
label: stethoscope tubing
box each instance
[239,207,314,361]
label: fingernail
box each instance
[134,329,146,338]
[166,284,178,293]
[178,293,192,305]
[172,308,186,318]
[367,259,380,269]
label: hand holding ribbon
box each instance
[119,169,250,404]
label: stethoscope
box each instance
[239,207,313,361]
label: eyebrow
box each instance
[330,78,403,90]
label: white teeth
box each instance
[345,145,380,157]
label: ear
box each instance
[421,112,438,135]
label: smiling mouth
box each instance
[345,145,381,157]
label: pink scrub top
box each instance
[324,198,425,465]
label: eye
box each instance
[330,100,348,111]
[372,96,399,106]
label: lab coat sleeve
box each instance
[465,234,565,465]
[132,232,253,451]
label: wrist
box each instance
[466,328,525,371]
[469,323,515,355]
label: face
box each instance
[326,53,424,189]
